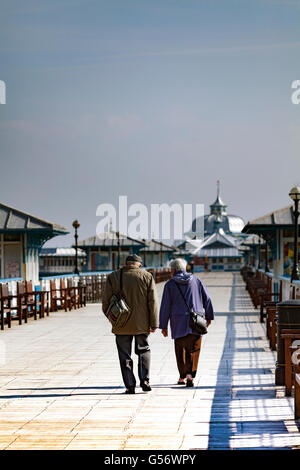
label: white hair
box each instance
[169,258,187,272]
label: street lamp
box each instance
[258,235,261,269]
[72,220,80,275]
[160,241,163,267]
[264,236,270,273]
[289,186,300,282]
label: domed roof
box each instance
[187,182,245,237]
[203,213,245,234]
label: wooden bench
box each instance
[295,374,300,420]
[78,279,87,308]
[259,292,281,324]
[265,302,278,351]
[246,278,268,309]
[25,281,49,320]
[16,282,28,325]
[60,279,73,311]
[50,279,68,312]
[280,329,300,396]
[0,284,12,330]
[67,278,80,310]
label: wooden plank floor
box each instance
[0,272,299,450]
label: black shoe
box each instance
[186,379,194,387]
[140,381,152,392]
[125,388,135,394]
[177,379,186,385]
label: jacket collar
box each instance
[122,265,141,271]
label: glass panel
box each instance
[4,243,21,278]
[94,252,109,270]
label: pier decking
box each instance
[0,272,299,450]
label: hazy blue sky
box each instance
[1,0,300,246]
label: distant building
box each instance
[0,203,68,284]
[193,228,243,271]
[78,230,146,271]
[39,247,86,276]
[242,204,300,278]
[139,239,175,267]
[182,182,246,271]
[186,181,245,239]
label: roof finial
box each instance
[217,179,220,198]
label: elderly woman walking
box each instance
[159,258,214,387]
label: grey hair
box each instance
[169,258,187,272]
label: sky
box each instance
[0,0,300,246]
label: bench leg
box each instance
[285,339,293,396]
[295,378,300,420]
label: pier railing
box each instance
[0,267,172,310]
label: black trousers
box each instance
[115,334,150,389]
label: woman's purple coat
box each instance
[159,271,214,339]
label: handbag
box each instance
[104,268,132,328]
[174,281,208,335]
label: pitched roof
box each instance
[200,229,236,250]
[197,247,242,258]
[78,230,146,248]
[242,205,296,233]
[0,203,68,233]
[40,247,86,257]
[139,239,175,253]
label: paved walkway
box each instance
[0,272,299,450]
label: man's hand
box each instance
[150,328,157,333]
[161,329,168,337]
[206,320,211,327]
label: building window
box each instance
[4,244,21,278]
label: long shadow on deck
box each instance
[199,273,294,450]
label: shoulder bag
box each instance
[174,281,208,335]
[104,268,132,328]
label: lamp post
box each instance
[258,235,261,269]
[160,241,163,267]
[289,186,300,282]
[72,220,80,275]
[264,236,270,273]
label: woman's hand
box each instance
[161,329,168,337]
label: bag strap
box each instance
[120,268,124,296]
[173,281,192,314]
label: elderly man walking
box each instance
[159,258,214,387]
[102,254,159,394]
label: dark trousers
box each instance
[174,334,202,379]
[115,334,150,389]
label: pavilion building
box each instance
[181,182,246,271]
[77,230,146,271]
[242,205,300,280]
[39,247,86,276]
[139,239,175,267]
[0,203,68,284]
